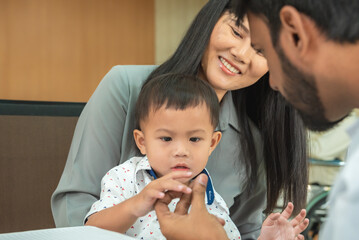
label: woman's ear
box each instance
[209,131,222,155]
[133,129,146,155]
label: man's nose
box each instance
[269,74,279,91]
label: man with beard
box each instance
[153,0,359,240]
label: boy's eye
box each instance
[189,137,200,142]
[160,137,172,142]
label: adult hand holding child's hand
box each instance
[155,174,229,240]
[132,171,193,217]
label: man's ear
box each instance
[279,6,311,59]
[209,131,222,155]
[133,129,146,155]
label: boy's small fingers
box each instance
[264,213,280,226]
[163,171,193,180]
[159,191,182,205]
[281,202,294,219]
[154,179,192,194]
[290,209,306,227]
[295,234,304,240]
[144,189,165,201]
[294,218,309,234]
[157,192,165,198]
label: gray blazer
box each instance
[51,65,266,240]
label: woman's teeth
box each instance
[220,57,240,74]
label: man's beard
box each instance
[276,46,345,131]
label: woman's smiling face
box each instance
[199,12,268,101]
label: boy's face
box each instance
[134,104,221,182]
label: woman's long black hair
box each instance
[146,0,308,214]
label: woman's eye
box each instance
[231,26,243,38]
[189,137,200,142]
[160,137,172,142]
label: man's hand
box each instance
[259,202,309,240]
[131,171,192,217]
[155,174,229,240]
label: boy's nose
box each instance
[173,143,189,157]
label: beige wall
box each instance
[155,0,207,64]
[0,0,208,102]
[0,0,154,102]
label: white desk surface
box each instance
[0,226,135,240]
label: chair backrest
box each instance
[0,100,86,233]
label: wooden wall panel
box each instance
[155,0,207,64]
[0,0,154,102]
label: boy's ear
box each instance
[209,131,222,155]
[133,129,146,155]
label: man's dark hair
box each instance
[135,73,219,129]
[235,0,359,46]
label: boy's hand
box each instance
[259,202,309,240]
[131,171,193,217]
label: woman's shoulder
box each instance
[109,65,157,81]
[99,65,157,89]
[93,65,157,103]
[110,65,157,74]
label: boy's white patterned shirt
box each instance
[85,156,241,240]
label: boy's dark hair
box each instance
[135,73,219,129]
[235,0,359,46]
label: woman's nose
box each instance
[230,41,252,65]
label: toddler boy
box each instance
[84,73,240,240]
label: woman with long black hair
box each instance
[52,1,307,239]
